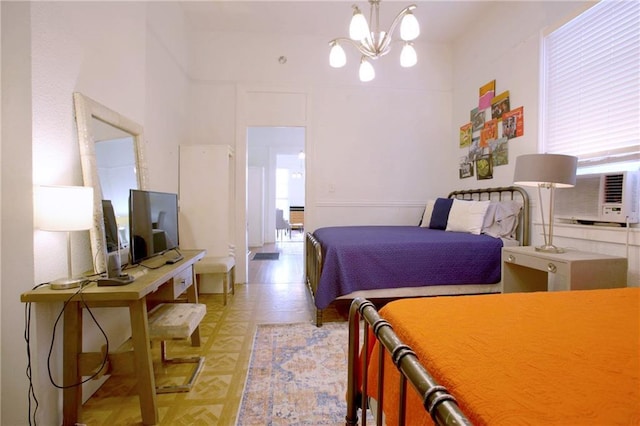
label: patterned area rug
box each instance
[236,322,351,425]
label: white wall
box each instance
[145,2,190,193]
[1,3,34,424]
[1,2,190,424]
[451,1,639,285]
[189,29,452,219]
[29,4,148,422]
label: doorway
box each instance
[234,88,309,285]
[247,126,306,246]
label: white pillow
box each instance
[446,199,491,235]
[419,200,436,228]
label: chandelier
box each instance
[329,0,419,82]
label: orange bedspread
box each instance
[367,288,640,425]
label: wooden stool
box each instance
[147,303,206,393]
[195,256,235,305]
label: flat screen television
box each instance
[129,189,179,265]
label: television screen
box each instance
[129,189,179,264]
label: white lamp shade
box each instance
[359,57,375,82]
[349,8,370,41]
[329,43,347,68]
[514,154,578,188]
[36,185,94,231]
[400,43,417,67]
[400,12,420,41]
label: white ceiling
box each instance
[180,1,493,43]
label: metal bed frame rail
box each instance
[346,297,472,426]
[305,231,324,326]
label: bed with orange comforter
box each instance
[346,288,640,425]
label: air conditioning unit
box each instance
[555,171,639,224]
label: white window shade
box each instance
[542,0,640,169]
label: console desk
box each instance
[21,249,206,426]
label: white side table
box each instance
[502,246,627,293]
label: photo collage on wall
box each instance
[458,79,524,179]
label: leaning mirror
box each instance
[74,92,148,274]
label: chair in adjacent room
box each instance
[276,208,290,240]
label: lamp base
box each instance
[535,244,566,254]
[50,276,88,290]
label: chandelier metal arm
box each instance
[329,37,381,59]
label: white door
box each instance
[247,166,264,247]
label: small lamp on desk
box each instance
[514,153,577,253]
[35,185,94,289]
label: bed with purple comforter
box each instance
[305,186,530,326]
[312,226,503,309]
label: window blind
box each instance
[542,0,640,168]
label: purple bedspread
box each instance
[313,226,503,309]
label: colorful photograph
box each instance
[470,108,486,131]
[491,91,510,120]
[502,106,524,138]
[480,119,498,147]
[478,80,496,110]
[459,123,473,148]
[476,155,493,180]
[468,136,482,160]
[490,137,509,166]
[459,156,474,178]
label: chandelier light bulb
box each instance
[400,43,417,67]
[359,57,375,82]
[400,11,420,41]
[329,42,347,68]
[349,6,370,41]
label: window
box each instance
[542,0,640,173]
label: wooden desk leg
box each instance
[62,301,82,426]
[129,299,158,425]
[186,268,201,347]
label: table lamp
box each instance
[35,185,94,289]
[514,153,577,253]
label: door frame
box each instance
[234,85,311,284]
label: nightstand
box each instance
[502,246,627,293]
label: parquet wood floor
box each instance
[79,230,346,425]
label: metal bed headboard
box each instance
[447,185,530,246]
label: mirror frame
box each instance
[74,92,148,274]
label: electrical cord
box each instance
[24,282,48,426]
[25,279,111,424]
[139,247,183,270]
[47,282,110,389]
